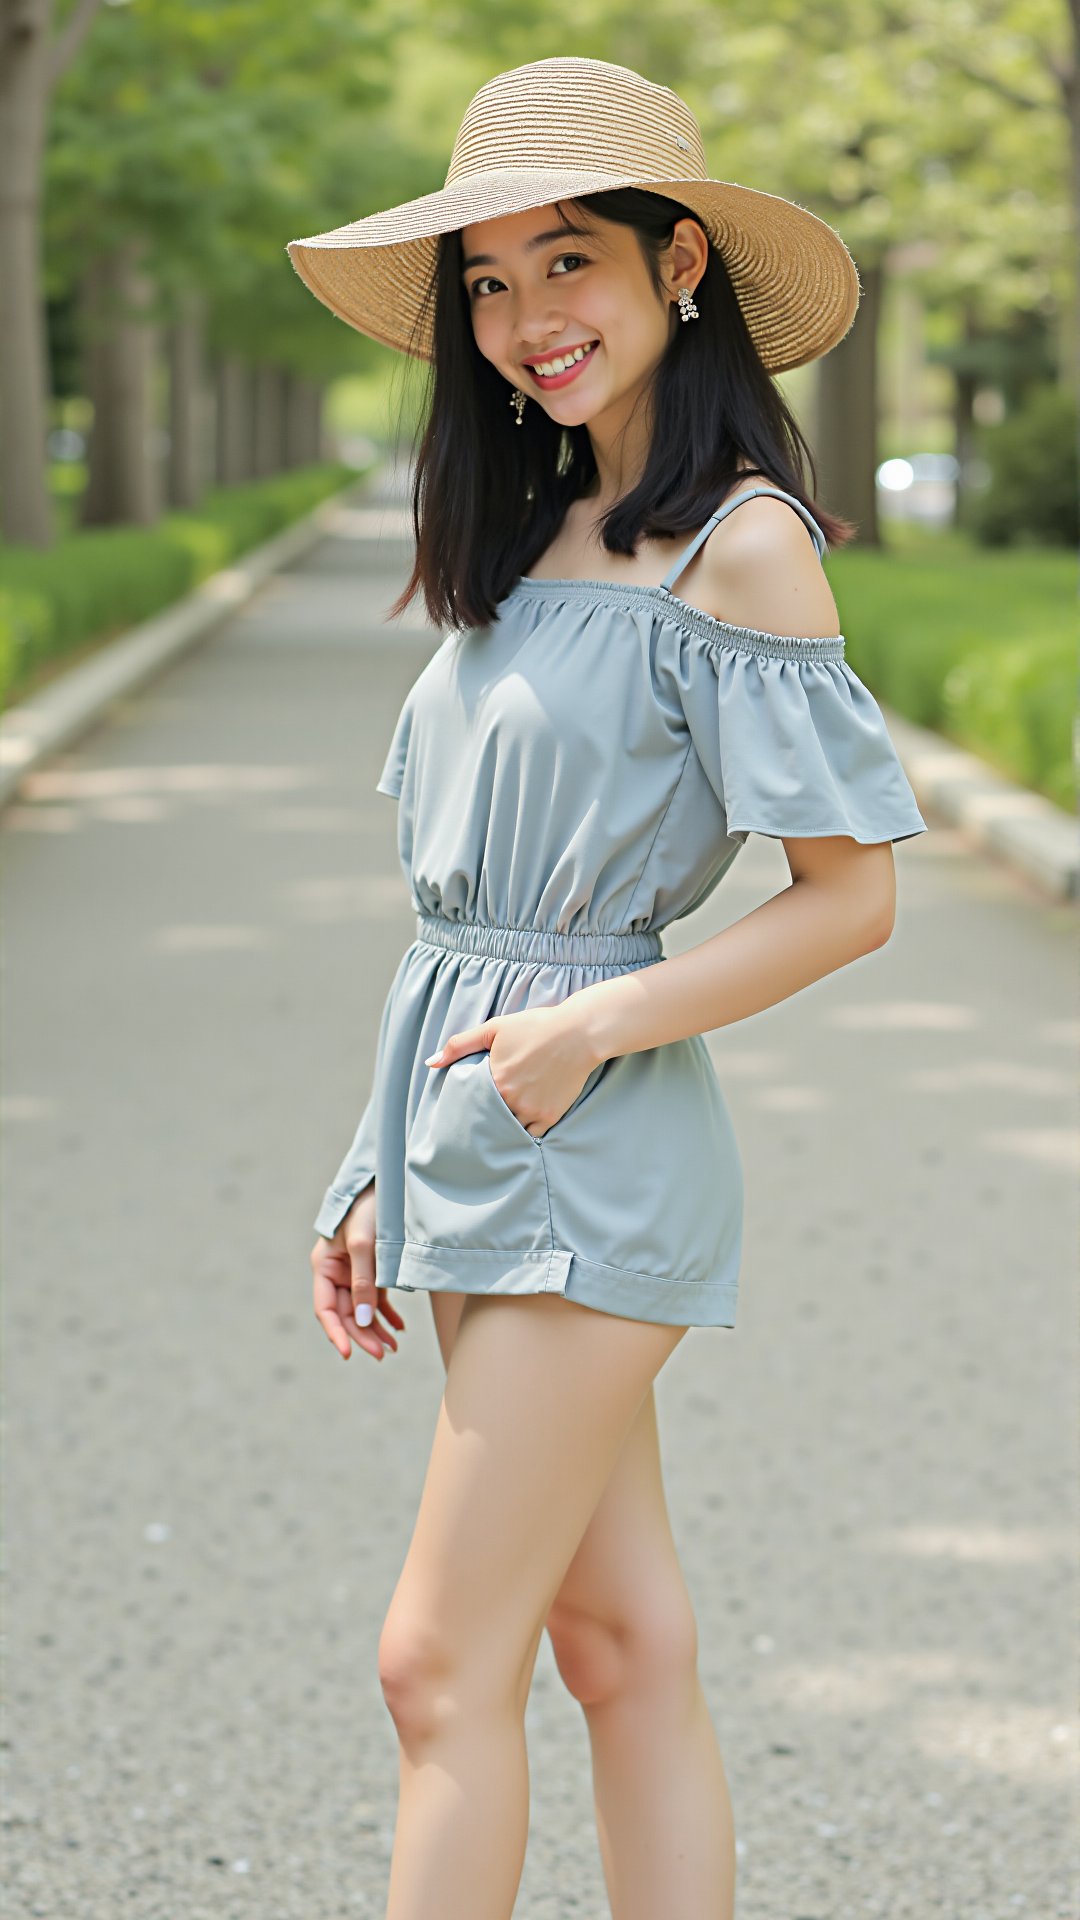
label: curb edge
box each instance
[881,704,1078,903]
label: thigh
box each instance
[430,1293,689,1626]
[429,1290,468,1371]
[390,1293,687,1686]
[544,1383,696,1667]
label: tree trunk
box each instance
[214,356,254,484]
[79,242,163,528]
[252,362,286,476]
[303,380,325,465]
[167,289,206,510]
[814,254,882,547]
[0,0,55,546]
[1065,2,1080,399]
[283,371,312,466]
[282,373,325,466]
[952,303,981,538]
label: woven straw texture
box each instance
[286,57,860,374]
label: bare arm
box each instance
[570,835,897,1068]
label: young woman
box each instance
[291,56,928,1920]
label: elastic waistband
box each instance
[415,912,663,969]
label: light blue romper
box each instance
[314,486,928,1327]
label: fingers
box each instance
[310,1237,405,1364]
[312,1254,353,1360]
[377,1288,407,1332]
[339,1283,398,1361]
[424,1020,496,1070]
[346,1224,383,1355]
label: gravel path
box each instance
[3,486,1076,1918]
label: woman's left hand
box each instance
[424,1005,598,1139]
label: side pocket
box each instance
[404,1049,553,1252]
[483,1051,542,1145]
[486,1051,611,1141]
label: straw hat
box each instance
[286,56,860,375]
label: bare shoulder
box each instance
[684,493,843,639]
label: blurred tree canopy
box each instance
[1,0,1072,544]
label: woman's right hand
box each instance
[311,1183,406,1362]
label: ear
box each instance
[666,215,710,299]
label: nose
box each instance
[517,329,563,356]
[512,298,567,355]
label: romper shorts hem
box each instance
[374,1236,739,1329]
[314,1181,375,1240]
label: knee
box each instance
[546,1586,700,1710]
[377,1610,457,1744]
[377,1605,530,1743]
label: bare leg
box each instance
[428,1293,736,1920]
[545,1386,736,1920]
[378,1290,687,1920]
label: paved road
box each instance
[3,485,1076,1919]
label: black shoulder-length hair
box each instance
[386,188,856,633]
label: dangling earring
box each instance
[677,286,699,322]
[509,386,527,426]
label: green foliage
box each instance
[830,534,1076,811]
[45,0,403,379]
[968,384,1079,547]
[942,634,1076,811]
[0,463,356,711]
[40,0,1072,389]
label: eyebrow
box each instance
[460,221,594,275]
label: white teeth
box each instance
[531,342,596,378]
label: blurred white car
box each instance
[876,452,967,527]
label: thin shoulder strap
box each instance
[659,485,828,594]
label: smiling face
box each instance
[459,201,703,432]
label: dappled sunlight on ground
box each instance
[0,1094,59,1123]
[977,1126,1079,1171]
[759,1653,1076,1783]
[19,761,315,800]
[906,1061,1073,1094]
[244,805,359,832]
[761,1649,987,1718]
[755,1084,833,1110]
[913,1703,1077,1784]
[828,999,981,1030]
[863,1522,1074,1565]
[1035,1018,1079,1047]
[150,923,273,952]
[4,759,317,831]
[284,873,407,924]
[703,1047,790,1077]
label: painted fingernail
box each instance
[424,1051,443,1066]
[355,1302,374,1326]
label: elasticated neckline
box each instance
[506,576,846,664]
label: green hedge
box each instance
[969,384,1078,548]
[0,462,360,711]
[830,537,1076,814]
[5,480,1074,815]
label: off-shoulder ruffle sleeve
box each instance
[375,691,412,798]
[674,625,928,846]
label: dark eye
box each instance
[468,253,588,300]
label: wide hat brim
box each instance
[287,167,859,375]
